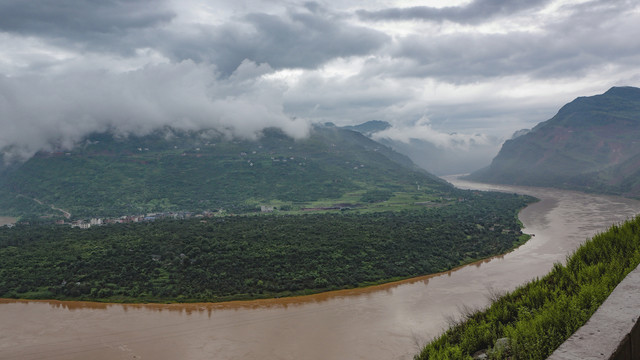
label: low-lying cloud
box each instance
[370,119,503,175]
[0,60,309,163]
[373,118,497,150]
[0,0,639,167]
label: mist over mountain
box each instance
[343,121,501,175]
[467,86,640,197]
[0,124,451,218]
[343,120,392,136]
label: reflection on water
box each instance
[0,256,497,314]
[2,178,640,360]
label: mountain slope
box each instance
[467,86,640,197]
[0,125,451,218]
[342,120,392,135]
[343,121,498,175]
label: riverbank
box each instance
[3,181,640,360]
[0,184,640,360]
[416,215,640,359]
[0,192,532,304]
[0,232,533,306]
[0,244,526,309]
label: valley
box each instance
[2,179,640,360]
[468,87,640,197]
[1,0,638,358]
[0,191,532,303]
[0,125,451,220]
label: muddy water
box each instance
[2,179,640,360]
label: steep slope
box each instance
[342,120,392,135]
[467,86,640,196]
[0,125,450,218]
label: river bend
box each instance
[2,179,640,360]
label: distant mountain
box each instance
[467,86,640,197]
[510,129,530,139]
[343,122,498,175]
[343,120,392,135]
[373,137,498,176]
[0,125,451,218]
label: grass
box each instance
[242,185,452,216]
[415,215,640,360]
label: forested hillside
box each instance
[0,125,449,219]
[468,87,640,197]
[0,122,538,305]
[0,191,532,302]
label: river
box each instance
[2,178,640,360]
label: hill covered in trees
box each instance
[0,124,450,219]
[0,192,532,302]
[467,87,640,197]
[0,122,538,303]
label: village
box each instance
[62,210,230,229]
[0,210,232,229]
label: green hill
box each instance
[0,125,537,303]
[467,86,640,196]
[0,125,450,219]
[0,192,533,303]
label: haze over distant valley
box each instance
[344,120,502,175]
[468,86,640,197]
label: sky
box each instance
[1,0,639,164]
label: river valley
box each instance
[2,178,640,360]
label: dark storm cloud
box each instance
[0,0,389,75]
[357,0,551,24]
[162,8,389,74]
[384,1,640,82]
[0,0,638,167]
[0,0,175,38]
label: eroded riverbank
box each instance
[2,179,640,360]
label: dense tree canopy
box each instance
[0,192,532,303]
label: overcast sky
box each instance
[1,0,639,163]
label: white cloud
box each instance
[0,60,309,163]
[0,0,639,164]
[373,118,496,150]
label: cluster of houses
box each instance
[62,211,208,229]
[6,205,288,229]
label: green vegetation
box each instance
[0,125,451,219]
[360,189,394,203]
[468,86,640,198]
[415,215,640,360]
[0,191,532,303]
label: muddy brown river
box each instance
[2,178,640,360]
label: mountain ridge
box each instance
[466,86,640,197]
[342,122,498,175]
[0,125,452,219]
